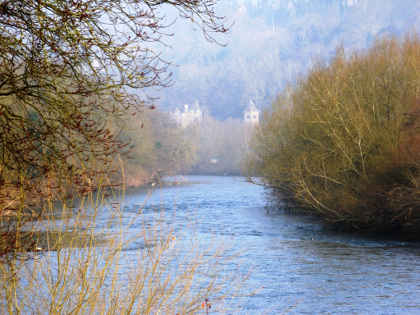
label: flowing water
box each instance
[103,175,420,314]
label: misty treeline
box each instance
[185,112,251,175]
[120,109,196,186]
[0,0,228,256]
[248,35,420,235]
[119,108,252,183]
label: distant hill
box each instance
[151,0,420,120]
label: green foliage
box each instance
[250,35,420,233]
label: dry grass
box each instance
[0,180,248,314]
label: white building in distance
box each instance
[172,101,203,128]
[244,100,260,125]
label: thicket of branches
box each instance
[0,0,227,208]
[249,35,420,234]
[0,0,227,257]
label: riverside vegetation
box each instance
[248,35,420,235]
[186,112,250,176]
[0,0,237,313]
[0,185,242,314]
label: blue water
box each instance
[105,175,420,314]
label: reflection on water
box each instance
[102,176,420,313]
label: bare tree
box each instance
[0,0,228,211]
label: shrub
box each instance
[250,35,420,233]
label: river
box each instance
[100,175,420,314]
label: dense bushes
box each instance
[249,35,420,233]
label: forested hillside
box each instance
[156,0,420,119]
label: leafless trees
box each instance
[0,0,227,213]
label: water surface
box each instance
[108,175,420,314]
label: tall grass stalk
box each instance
[0,178,245,314]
